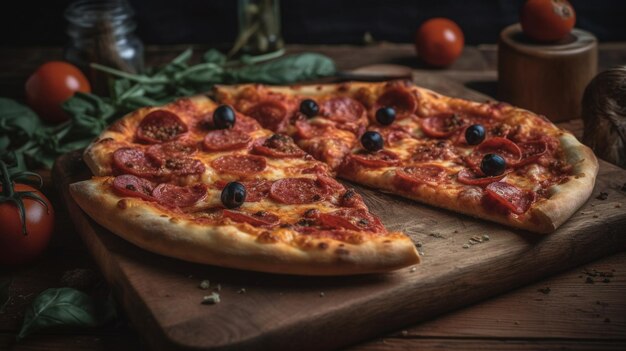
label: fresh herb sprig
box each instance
[0,49,336,172]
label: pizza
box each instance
[70,80,598,276]
[70,95,420,276]
[215,80,598,233]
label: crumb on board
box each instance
[199,280,210,290]
[410,266,417,273]
[596,192,609,200]
[401,330,408,337]
[237,288,247,294]
[319,292,325,297]
[415,241,423,248]
[462,244,470,249]
[201,292,220,305]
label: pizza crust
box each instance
[70,178,420,276]
[530,133,599,233]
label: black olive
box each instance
[221,181,246,208]
[375,107,396,126]
[480,154,506,176]
[361,131,384,152]
[213,105,236,129]
[465,124,486,145]
[299,99,319,118]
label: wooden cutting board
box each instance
[52,73,626,351]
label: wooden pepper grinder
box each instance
[498,24,597,122]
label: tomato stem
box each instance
[0,160,48,235]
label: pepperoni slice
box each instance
[223,209,279,228]
[295,120,330,139]
[270,178,329,204]
[203,129,251,152]
[233,114,261,133]
[112,148,161,178]
[318,208,386,233]
[394,165,447,188]
[466,137,522,169]
[146,141,198,167]
[514,140,548,167]
[215,179,272,202]
[421,114,466,138]
[348,150,400,168]
[246,100,289,131]
[376,87,417,114]
[457,168,510,186]
[152,183,207,208]
[136,110,188,144]
[211,155,267,176]
[485,182,535,215]
[112,175,156,201]
[252,134,306,158]
[320,97,364,123]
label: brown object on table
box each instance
[48,73,626,351]
[498,23,597,122]
[582,66,626,168]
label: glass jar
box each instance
[64,0,144,92]
[236,0,284,55]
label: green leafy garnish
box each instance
[18,288,117,340]
[0,49,336,172]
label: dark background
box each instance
[2,0,626,47]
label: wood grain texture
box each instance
[498,24,598,122]
[50,74,626,350]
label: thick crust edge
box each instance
[530,133,599,233]
[69,178,419,276]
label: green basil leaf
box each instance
[18,287,117,340]
[224,53,336,84]
[172,48,193,65]
[0,279,11,313]
[202,49,226,65]
[0,98,42,138]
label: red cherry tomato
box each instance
[415,18,464,67]
[25,61,91,123]
[0,184,54,265]
[521,0,576,42]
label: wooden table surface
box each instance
[1,43,625,351]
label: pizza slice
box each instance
[70,95,420,275]
[214,81,598,233]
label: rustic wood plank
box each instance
[351,338,626,351]
[391,253,625,340]
[49,122,626,351]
